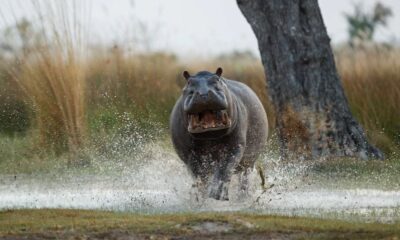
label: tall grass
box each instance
[84,48,400,155]
[86,48,181,123]
[2,45,400,156]
[336,46,400,152]
[4,2,88,154]
[14,46,86,153]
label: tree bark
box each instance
[237,0,383,160]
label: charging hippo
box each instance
[170,68,268,200]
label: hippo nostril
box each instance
[199,93,208,100]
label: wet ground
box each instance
[2,209,399,239]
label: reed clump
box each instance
[13,47,86,154]
[4,2,87,155]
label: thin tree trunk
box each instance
[237,0,383,160]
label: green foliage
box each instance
[0,133,73,174]
[0,99,30,135]
[0,134,31,166]
[310,155,400,189]
[0,63,30,135]
[345,2,392,44]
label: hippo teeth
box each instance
[188,110,231,133]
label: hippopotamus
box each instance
[170,68,268,200]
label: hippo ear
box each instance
[215,67,223,77]
[183,71,191,80]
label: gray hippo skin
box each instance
[170,68,268,200]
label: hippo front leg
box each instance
[208,144,244,200]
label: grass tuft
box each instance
[4,2,88,155]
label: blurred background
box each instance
[0,0,399,172]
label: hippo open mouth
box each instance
[188,110,232,133]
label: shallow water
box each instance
[1,144,399,223]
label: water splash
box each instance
[1,141,400,223]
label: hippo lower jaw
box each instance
[187,110,232,133]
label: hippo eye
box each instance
[209,80,218,86]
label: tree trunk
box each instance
[237,0,383,160]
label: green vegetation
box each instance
[345,2,392,43]
[310,155,400,189]
[1,209,399,239]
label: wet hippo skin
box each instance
[170,68,268,200]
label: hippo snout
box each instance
[183,90,228,114]
[183,91,231,134]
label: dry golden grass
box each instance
[14,47,86,153]
[3,42,399,156]
[336,46,400,152]
[5,1,88,155]
[4,46,399,155]
[86,48,181,115]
